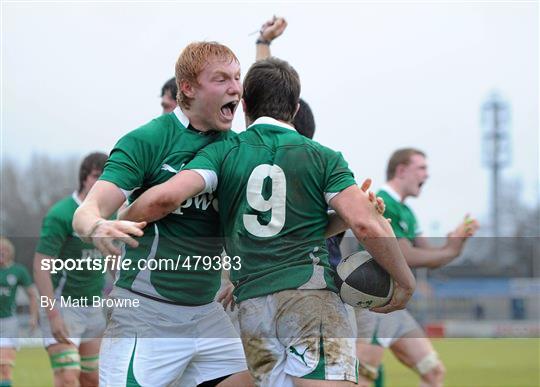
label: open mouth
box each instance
[220,101,238,120]
[418,181,425,189]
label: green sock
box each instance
[373,364,384,387]
[0,380,12,387]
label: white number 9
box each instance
[243,164,286,237]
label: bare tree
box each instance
[0,154,78,268]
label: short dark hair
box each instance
[161,77,177,99]
[78,152,108,192]
[386,148,426,180]
[243,57,300,123]
[293,98,315,139]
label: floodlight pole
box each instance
[481,93,511,262]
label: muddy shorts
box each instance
[238,289,357,387]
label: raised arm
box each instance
[119,170,206,223]
[255,16,288,61]
[330,185,416,313]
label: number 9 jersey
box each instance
[185,117,357,302]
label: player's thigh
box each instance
[216,370,253,387]
[182,307,249,386]
[389,331,434,368]
[356,341,384,367]
[280,290,357,383]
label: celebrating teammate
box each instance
[72,42,252,386]
[356,148,480,387]
[33,152,108,387]
[120,57,416,386]
[0,237,38,387]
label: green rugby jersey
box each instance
[99,108,236,305]
[377,185,421,241]
[36,193,105,299]
[0,263,32,318]
[185,117,357,302]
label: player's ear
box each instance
[395,164,406,177]
[180,80,196,98]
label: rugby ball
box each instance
[335,251,393,308]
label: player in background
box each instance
[355,148,479,387]
[32,152,108,387]
[160,77,178,114]
[0,237,38,387]
[119,57,416,386]
[73,42,252,387]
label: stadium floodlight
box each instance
[481,92,511,262]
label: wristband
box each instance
[256,38,271,45]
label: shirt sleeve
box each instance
[18,266,33,287]
[185,140,232,193]
[383,205,408,239]
[99,129,158,193]
[323,149,356,205]
[35,209,67,257]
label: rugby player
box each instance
[355,148,479,387]
[0,237,38,387]
[72,42,252,387]
[33,152,108,386]
[119,57,416,386]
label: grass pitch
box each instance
[12,338,539,386]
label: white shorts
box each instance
[99,287,247,387]
[0,316,19,349]
[238,289,357,387]
[354,309,422,348]
[40,303,106,348]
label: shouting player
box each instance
[73,42,251,386]
[356,148,479,387]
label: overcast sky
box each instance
[2,1,538,235]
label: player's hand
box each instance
[371,278,415,314]
[360,178,386,216]
[452,214,480,238]
[260,16,287,42]
[216,280,236,311]
[49,311,73,345]
[446,214,479,255]
[90,220,146,257]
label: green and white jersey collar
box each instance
[248,116,295,131]
[380,184,403,203]
[71,191,82,206]
[173,107,190,129]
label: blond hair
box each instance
[0,236,15,262]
